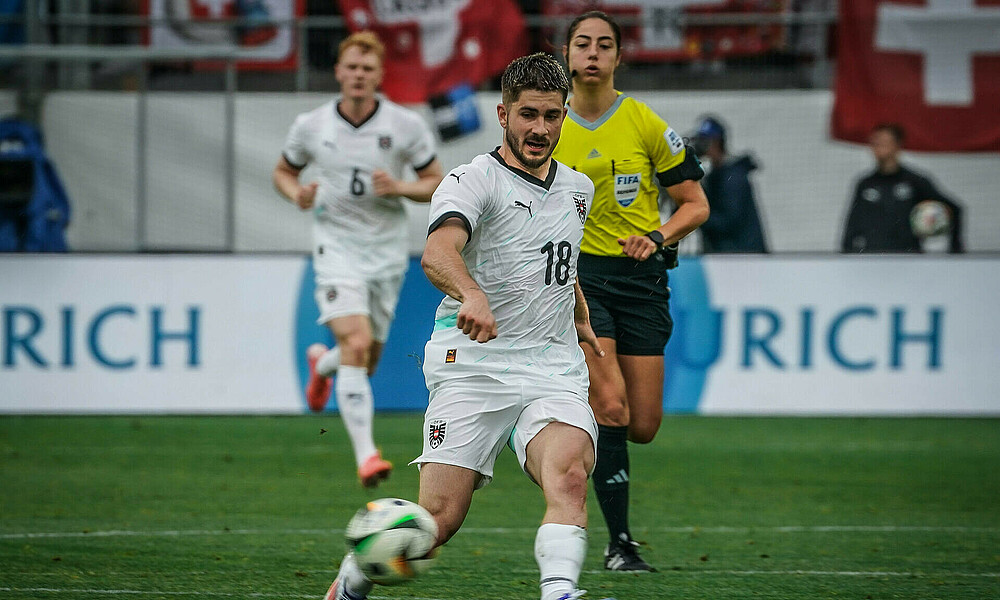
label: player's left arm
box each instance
[372,158,444,203]
[573,278,605,358]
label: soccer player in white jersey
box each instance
[324,53,616,600]
[272,31,444,488]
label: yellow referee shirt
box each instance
[553,93,689,256]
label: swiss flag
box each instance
[832,0,1000,152]
[337,0,528,104]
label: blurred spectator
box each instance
[690,115,769,253]
[841,124,964,254]
[0,0,24,46]
[0,118,71,252]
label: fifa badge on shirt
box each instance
[378,135,392,150]
[326,287,338,302]
[445,349,457,363]
[428,420,448,449]
[572,193,588,224]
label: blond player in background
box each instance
[272,31,444,488]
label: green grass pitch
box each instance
[1,415,998,599]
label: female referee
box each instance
[552,10,710,572]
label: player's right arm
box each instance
[274,113,318,210]
[422,220,497,343]
[272,156,318,210]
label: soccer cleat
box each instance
[323,577,348,600]
[358,451,393,489]
[324,576,366,600]
[556,591,617,600]
[324,555,368,600]
[306,343,333,412]
[604,534,657,572]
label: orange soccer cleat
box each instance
[306,343,333,412]
[358,451,393,489]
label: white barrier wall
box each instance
[41,91,1000,253]
[0,255,304,413]
[2,255,999,415]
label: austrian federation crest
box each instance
[572,192,588,224]
[428,420,447,449]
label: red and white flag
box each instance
[337,0,528,104]
[832,0,1000,152]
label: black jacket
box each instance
[700,154,768,253]
[841,165,964,253]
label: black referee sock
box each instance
[592,424,631,545]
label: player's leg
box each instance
[411,374,520,534]
[526,423,594,600]
[578,272,633,555]
[596,271,672,572]
[513,389,599,600]
[310,321,382,379]
[362,273,402,376]
[308,281,373,412]
[328,313,391,488]
[582,335,639,571]
[618,355,664,444]
[324,463,477,600]
[418,462,478,546]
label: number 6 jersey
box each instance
[281,98,437,283]
[424,150,595,388]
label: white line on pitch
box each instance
[2,525,998,540]
[574,569,1000,578]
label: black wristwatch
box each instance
[645,230,665,248]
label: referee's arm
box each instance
[655,150,710,246]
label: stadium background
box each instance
[2,5,999,600]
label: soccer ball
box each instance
[344,498,438,585]
[910,200,952,238]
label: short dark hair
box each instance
[565,11,622,55]
[501,53,570,106]
[872,123,906,145]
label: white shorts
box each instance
[411,375,598,489]
[313,274,404,343]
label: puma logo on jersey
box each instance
[512,200,533,216]
[587,148,601,159]
[449,172,466,183]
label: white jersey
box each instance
[423,150,595,389]
[282,98,437,282]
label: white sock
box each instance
[340,552,373,598]
[335,365,377,468]
[535,523,587,600]
[316,346,341,377]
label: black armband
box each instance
[427,211,472,238]
[657,145,705,187]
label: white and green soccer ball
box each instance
[910,200,952,238]
[345,498,438,585]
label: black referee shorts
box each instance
[577,253,673,356]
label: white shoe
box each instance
[324,554,367,600]
[556,591,618,600]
